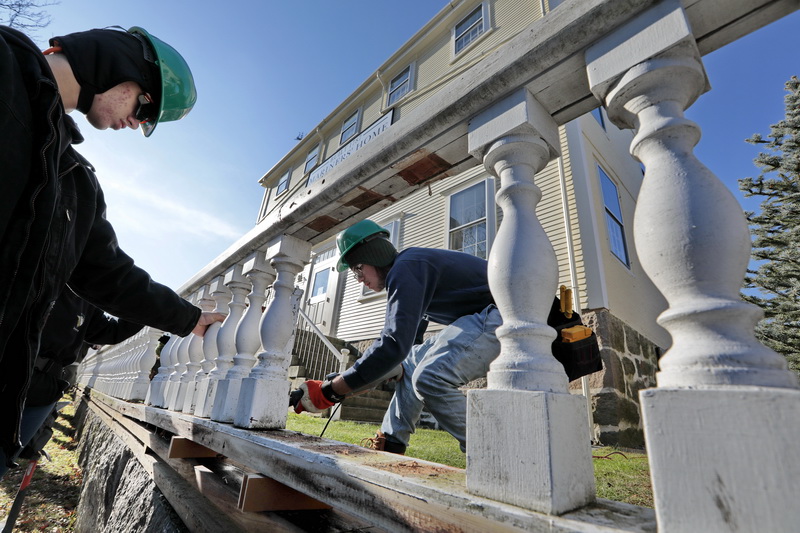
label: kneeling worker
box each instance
[293,219,502,454]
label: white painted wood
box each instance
[586,3,800,531]
[468,88,565,392]
[466,88,594,514]
[236,235,311,429]
[147,333,179,407]
[197,264,248,418]
[131,328,161,401]
[467,390,595,513]
[588,2,798,390]
[641,388,800,532]
[211,251,274,423]
[193,276,231,417]
[179,287,217,413]
[165,335,190,410]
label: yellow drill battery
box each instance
[561,325,593,343]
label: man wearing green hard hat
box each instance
[290,219,502,455]
[0,24,223,470]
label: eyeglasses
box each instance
[350,264,364,281]
[135,93,157,123]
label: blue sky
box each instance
[22,2,800,290]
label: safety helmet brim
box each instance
[128,26,197,137]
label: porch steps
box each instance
[339,389,393,424]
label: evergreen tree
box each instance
[739,76,800,374]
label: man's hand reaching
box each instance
[191,312,226,337]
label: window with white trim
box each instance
[359,217,402,297]
[598,166,630,267]
[447,180,493,258]
[257,190,269,222]
[276,169,290,196]
[454,4,487,55]
[387,66,413,106]
[340,109,360,145]
[304,144,320,174]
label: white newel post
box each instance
[131,328,161,401]
[197,264,248,418]
[211,251,274,423]
[465,88,595,514]
[235,235,310,429]
[586,2,800,531]
[147,333,179,407]
[193,275,233,417]
[181,285,218,413]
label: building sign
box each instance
[307,109,394,186]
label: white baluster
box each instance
[194,275,233,417]
[586,2,800,531]
[197,265,248,418]
[180,287,217,413]
[165,331,192,410]
[132,328,161,401]
[147,334,179,407]
[211,251,274,423]
[465,88,595,514]
[236,235,310,429]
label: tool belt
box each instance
[548,294,603,382]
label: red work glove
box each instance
[291,380,335,414]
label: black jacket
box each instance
[0,26,201,457]
[27,288,145,407]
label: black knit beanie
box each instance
[50,28,161,114]
[345,237,398,268]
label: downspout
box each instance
[556,152,595,442]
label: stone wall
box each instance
[73,402,187,533]
[582,308,661,447]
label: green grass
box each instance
[0,395,81,532]
[592,448,653,507]
[287,413,654,507]
[286,412,466,468]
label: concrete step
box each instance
[339,406,386,424]
[342,395,391,410]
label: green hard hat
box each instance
[128,26,197,137]
[336,220,390,272]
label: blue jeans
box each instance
[381,305,502,452]
[0,402,57,479]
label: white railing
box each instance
[76,1,800,531]
[292,308,349,381]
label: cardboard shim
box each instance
[238,473,331,512]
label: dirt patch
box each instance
[314,444,372,456]
[369,460,456,477]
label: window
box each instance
[598,167,630,267]
[359,217,402,297]
[310,267,330,299]
[448,181,489,258]
[276,169,290,196]
[257,190,269,222]
[304,144,320,174]
[591,107,606,130]
[340,110,360,145]
[387,66,413,106]
[454,4,487,55]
